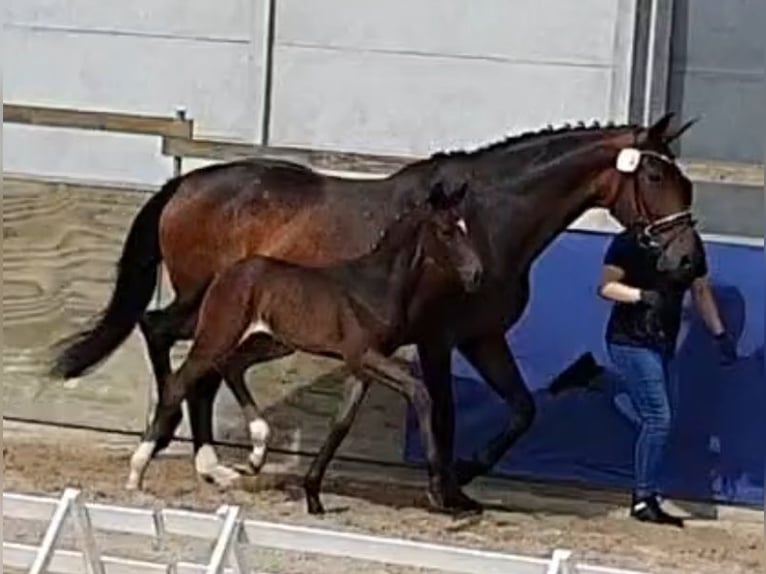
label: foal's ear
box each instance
[427,180,468,210]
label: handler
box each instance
[598,228,737,527]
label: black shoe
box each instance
[630,495,684,528]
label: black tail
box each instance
[49,176,184,379]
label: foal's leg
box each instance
[219,335,294,473]
[361,350,456,511]
[303,375,370,514]
[453,332,536,486]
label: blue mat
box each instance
[404,231,764,505]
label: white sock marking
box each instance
[248,418,271,471]
[195,444,241,488]
[126,440,155,490]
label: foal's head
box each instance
[418,182,483,293]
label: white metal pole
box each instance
[28,489,76,574]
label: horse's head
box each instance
[595,113,701,275]
[420,181,483,293]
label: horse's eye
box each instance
[647,172,662,183]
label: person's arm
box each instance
[691,275,725,336]
[598,265,640,302]
[598,265,659,306]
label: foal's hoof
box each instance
[453,459,487,487]
[306,496,325,515]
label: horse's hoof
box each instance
[125,477,142,491]
[445,489,484,515]
[200,465,242,489]
[453,459,487,486]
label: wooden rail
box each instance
[4,102,763,187]
[4,103,193,139]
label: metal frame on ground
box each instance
[3,489,648,574]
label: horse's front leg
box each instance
[416,340,482,513]
[361,350,461,513]
[454,332,536,486]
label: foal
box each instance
[126,183,483,513]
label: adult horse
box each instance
[50,113,699,511]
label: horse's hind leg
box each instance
[126,357,209,490]
[303,375,369,514]
[219,335,294,474]
[138,298,197,454]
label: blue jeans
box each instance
[608,343,672,498]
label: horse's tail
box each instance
[49,176,184,379]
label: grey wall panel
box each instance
[693,183,763,239]
[668,73,764,164]
[270,0,637,154]
[668,0,765,163]
[276,0,621,65]
[269,45,613,155]
[4,0,253,40]
[3,0,267,184]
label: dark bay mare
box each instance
[50,113,700,512]
[125,184,483,514]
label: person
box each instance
[598,228,737,527]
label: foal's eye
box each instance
[647,171,662,183]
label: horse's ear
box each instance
[644,112,675,143]
[664,116,700,144]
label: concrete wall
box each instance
[268,0,637,155]
[668,0,765,164]
[666,0,764,239]
[3,0,638,182]
[3,0,269,185]
[2,0,761,233]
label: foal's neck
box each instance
[331,216,428,330]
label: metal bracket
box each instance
[206,505,247,574]
[547,548,576,574]
[30,488,105,574]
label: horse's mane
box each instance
[396,120,642,174]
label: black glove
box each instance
[714,331,738,366]
[639,289,663,308]
[638,290,665,338]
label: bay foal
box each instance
[126,183,483,513]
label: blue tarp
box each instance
[404,231,764,505]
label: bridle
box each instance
[614,147,697,254]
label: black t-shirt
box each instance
[603,230,708,354]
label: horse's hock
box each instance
[2,174,410,465]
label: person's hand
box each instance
[639,289,663,308]
[714,331,738,366]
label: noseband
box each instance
[615,147,696,253]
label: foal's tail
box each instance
[49,176,184,379]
